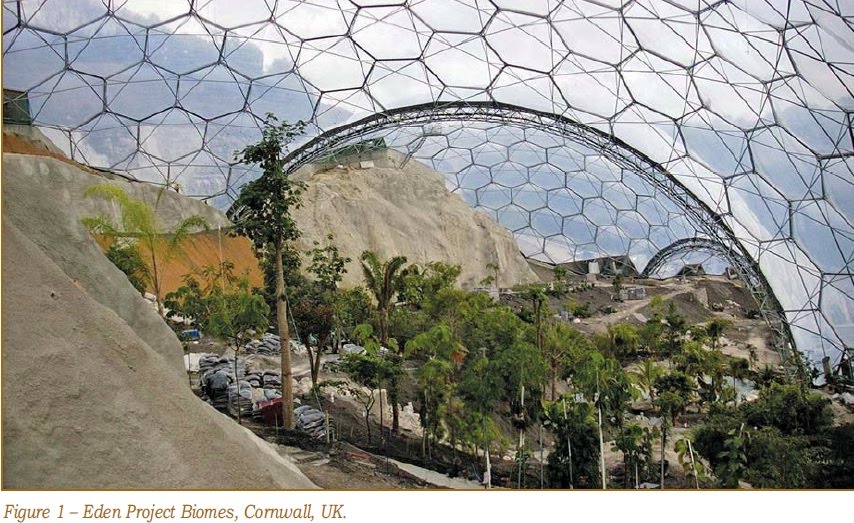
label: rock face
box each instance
[1,152,314,489]
[292,150,538,288]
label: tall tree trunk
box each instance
[379,307,389,347]
[306,341,319,389]
[275,239,294,430]
[233,347,241,425]
[598,403,606,489]
[390,375,400,434]
[150,250,164,317]
[660,423,667,489]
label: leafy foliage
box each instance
[104,243,150,294]
[82,183,208,314]
[543,400,601,488]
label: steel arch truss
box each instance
[283,100,794,354]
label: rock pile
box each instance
[197,352,331,439]
[295,405,328,440]
[243,334,306,356]
[244,333,282,356]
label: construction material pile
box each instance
[244,333,282,356]
[295,405,329,440]
[243,334,306,356]
[196,352,330,439]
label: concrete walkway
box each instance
[388,458,484,489]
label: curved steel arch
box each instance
[639,237,786,328]
[641,237,745,279]
[281,100,794,354]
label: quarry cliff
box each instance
[292,149,538,288]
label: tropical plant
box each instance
[291,283,336,388]
[406,323,466,457]
[663,301,687,357]
[705,318,731,351]
[607,323,640,358]
[82,184,208,315]
[653,371,694,424]
[104,243,150,294]
[399,261,461,308]
[675,435,707,488]
[631,359,664,407]
[520,284,548,356]
[543,399,600,488]
[295,234,350,388]
[716,425,748,488]
[542,322,590,400]
[359,250,409,433]
[204,279,270,425]
[230,113,306,430]
[359,251,408,349]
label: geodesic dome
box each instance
[2,0,853,366]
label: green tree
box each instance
[741,383,832,436]
[337,287,374,340]
[230,113,306,430]
[359,251,408,349]
[296,234,350,388]
[553,264,568,285]
[164,274,208,327]
[572,351,633,488]
[82,184,208,315]
[653,371,694,424]
[664,301,687,357]
[543,400,600,488]
[399,261,461,308]
[308,234,350,291]
[705,318,731,351]
[612,274,624,299]
[291,283,336,388]
[416,357,455,458]
[104,243,150,294]
[458,353,503,468]
[607,323,640,358]
[674,435,708,489]
[716,425,748,488]
[542,322,591,400]
[613,423,654,488]
[359,250,408,433]
[406,323,466,457]
[631,359,664,408]
[340,352,384,445]
[520,284,548,357]
[204,280,271,425]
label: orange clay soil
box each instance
[2,131,103,176]
[4,131,263,295]
[97,230,264,296]
[138,230,265,295]
[158,230,263,294]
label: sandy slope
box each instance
[292,155,538,289]
[1,153,314,489]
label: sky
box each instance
[2,0,852,361]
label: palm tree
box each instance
[632,359,664,408]
[82,184,207,316]
[705,318,731,351]
[360,250,408,434]
[359,250,408,348]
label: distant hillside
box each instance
[292,149,538,288]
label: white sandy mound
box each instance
[2,153,314,489]
[292,153,538,289]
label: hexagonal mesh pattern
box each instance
[2,0,852,364]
